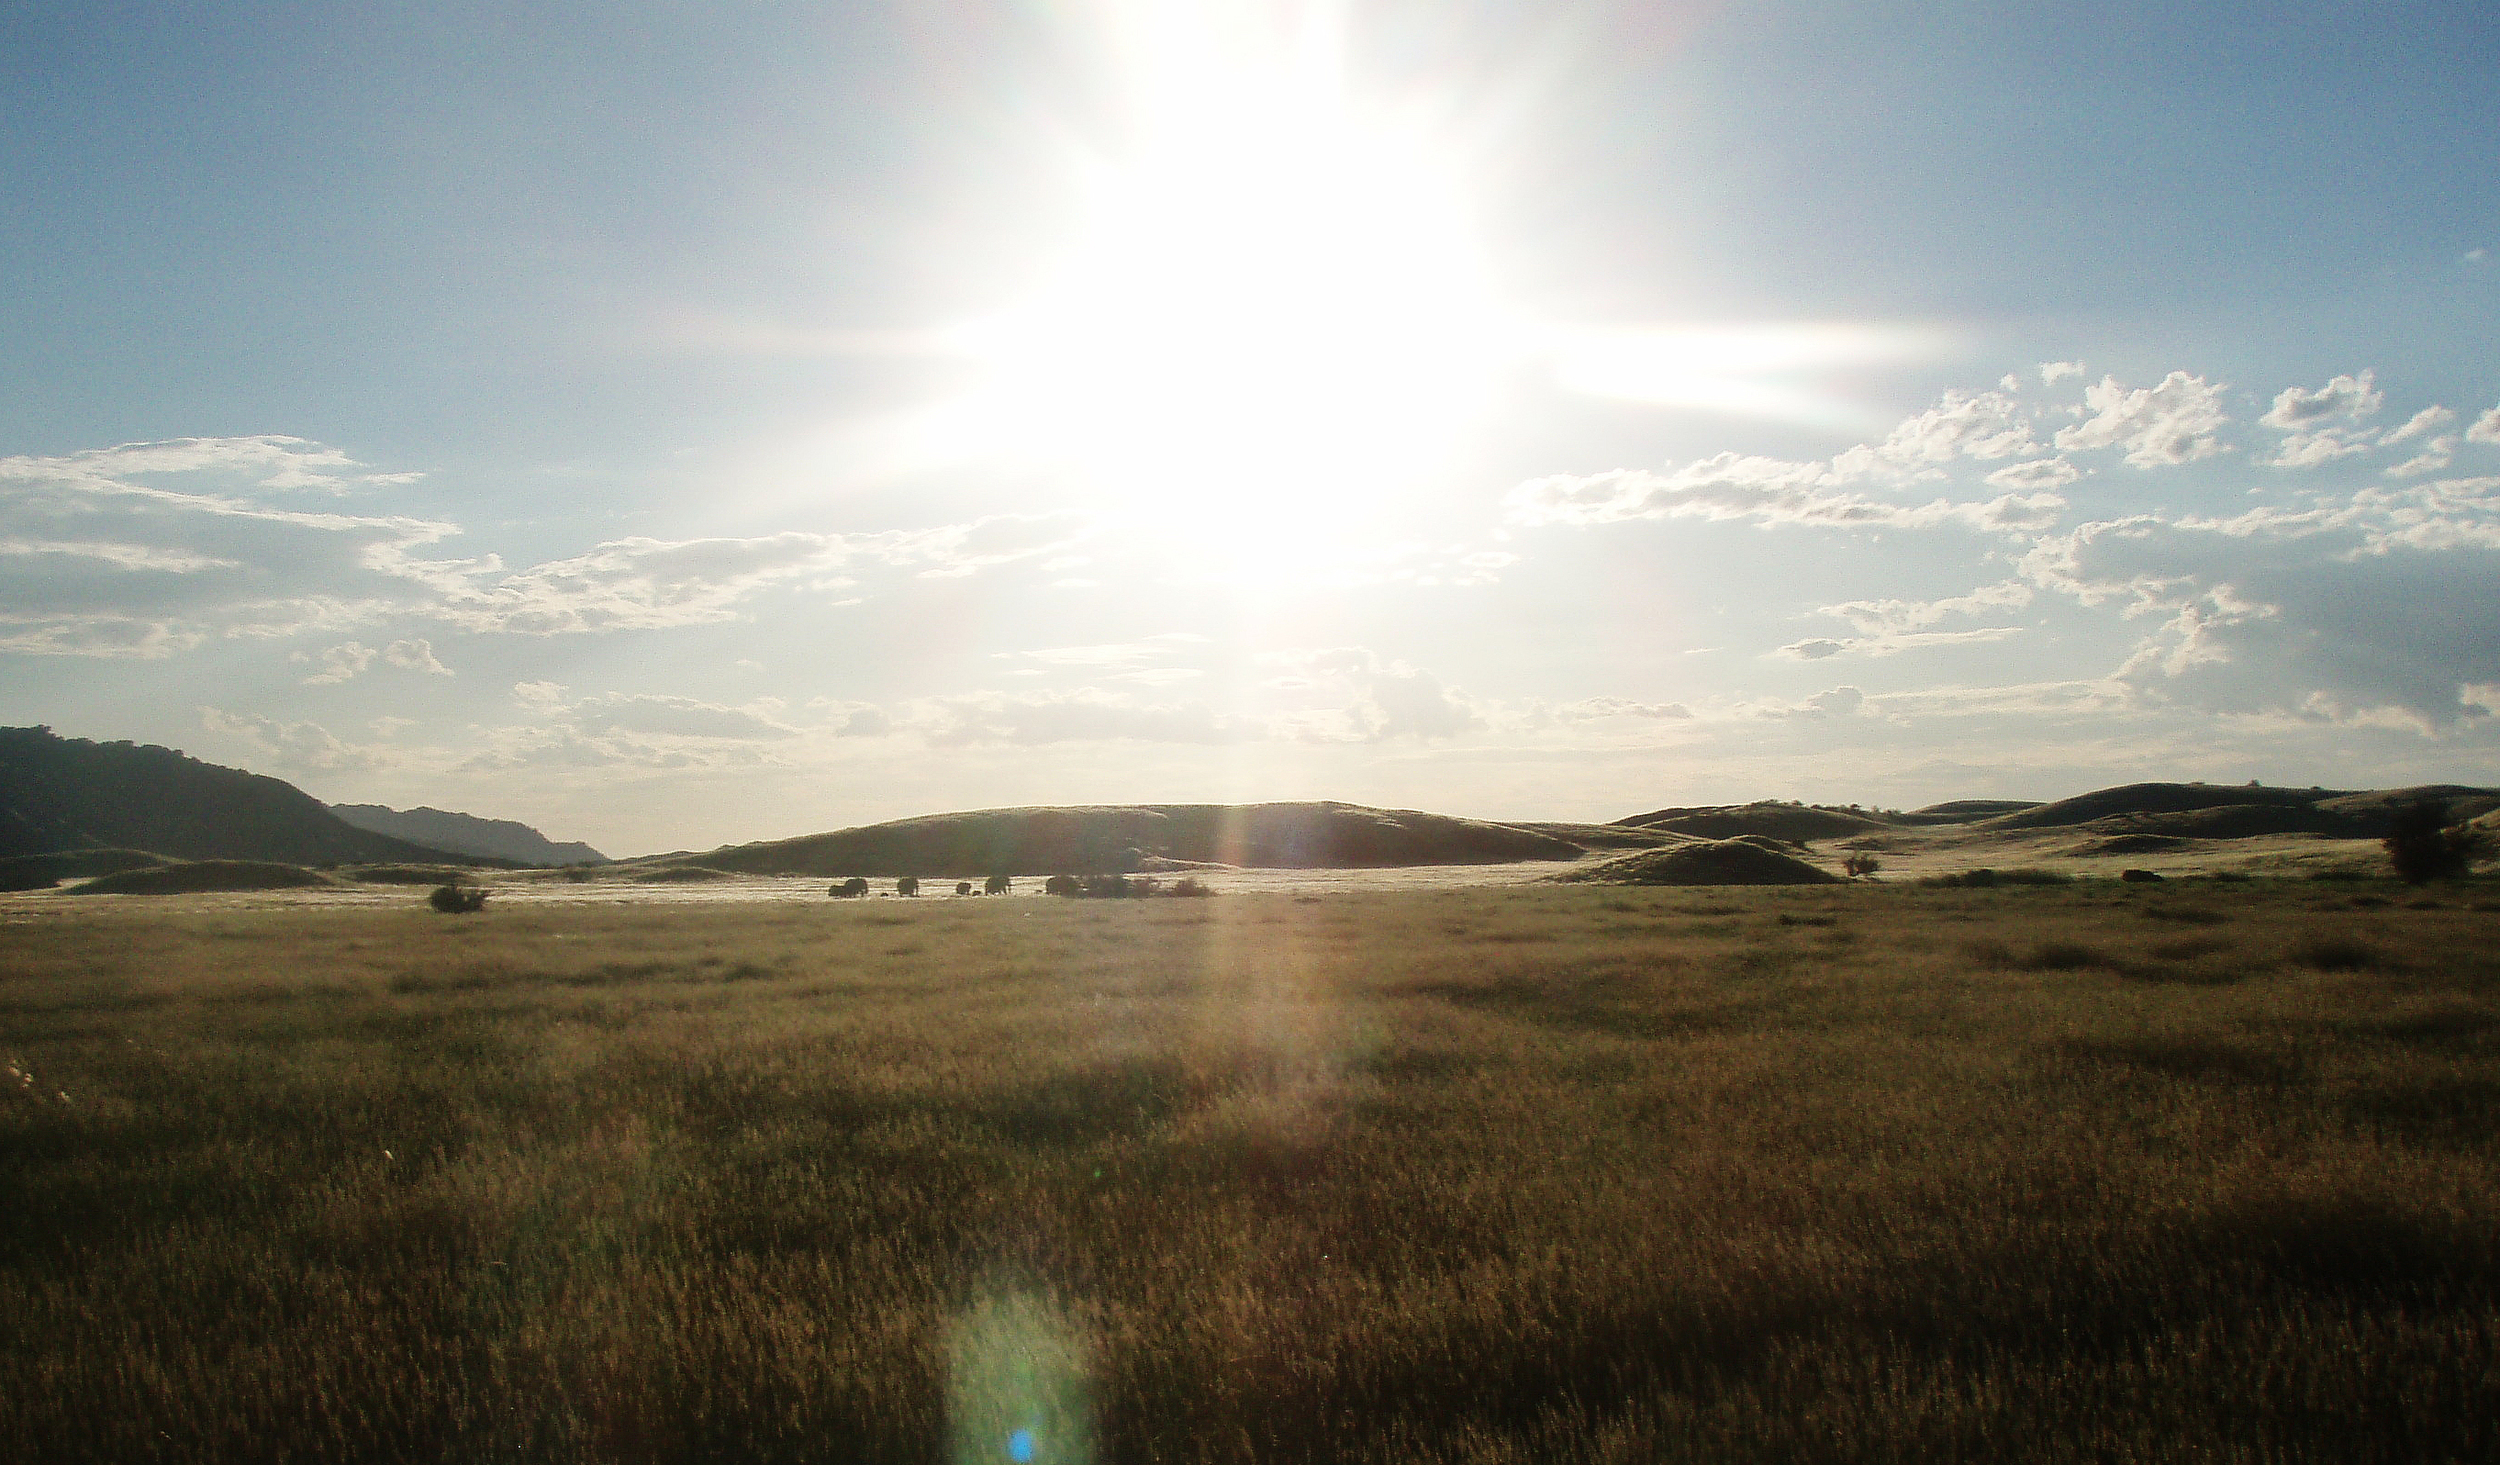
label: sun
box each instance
[916,2,1527,560]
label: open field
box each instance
[6,879,2499,1462]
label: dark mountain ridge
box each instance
[0,726,488,866]
[329,803,607,866]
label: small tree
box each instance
[1842,853,1882,878]
[2384,801,2490,884]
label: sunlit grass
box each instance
[4,881,2497,1462]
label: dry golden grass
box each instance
[4,879,2498,1463]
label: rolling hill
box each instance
[668,801,1587,878]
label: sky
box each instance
[4,0,2498,857]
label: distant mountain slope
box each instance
[675,801,1585,877]
[0,725,484,865]
[330,804,607,866]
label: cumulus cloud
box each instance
[571,693,799,741]
[2039,361,2085,385]
[1736,685,1865,719]
[1832,389,2038,476]
[2383,406,2456,445]
[2053,372,2231,467]
[2386,436,2459,478]
[1984,458,2081,490]
[382,638,451,675]
[1258,646,1484,742]
[2260,372,2381,430]
[2021,478,2500,726]
[428,533,849,634]
[297,642,378,684]
[2467,407,2500,445]
[1817,579,2033,636]
[198,707,394,770]
[2266,432,2374,468]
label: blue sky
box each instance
[5,0,2497,854]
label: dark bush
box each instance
[2384,800,2489,884]
[427,884,488,913]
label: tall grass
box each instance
[3,881,2497,1462]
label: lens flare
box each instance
[946,1287,1096,1465]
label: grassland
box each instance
[4,879,2498,1463]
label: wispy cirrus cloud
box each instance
[0,436,1096,654]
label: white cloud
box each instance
[2386,435,2459,478]
[297,641,378,685]
[199,707,394,770]
[2260,372,2381,430]
[1775,627,2023,660]
[1817,579,2033,636]
[2467,407,2500,445]
[382,638,452,675]
[914,688,1244,746]
[0,615,206,659]
[2265,432,2372,468]
[2053,372,2231,467]
[1258,646,1484,741]
[1739,685,1864,719]
[2382,405,2455,445]
[1833,389,2037,475]
[572,692,799,741]
[512,680,570,713]
[1005,633,1211,671]
[0,538,238,572]
[1546,697,1694,721]
[1984,458,2081,490]
[1505,454,2064,536]
[0,436,420,496]
[0,436,1098,656]
[2039,361,2085,385]
[2021,478,2500,726]
[0,437,458,654]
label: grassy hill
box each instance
[1614,801,1894,842]
[1982,781,2498,838]
[672,801,1587,877]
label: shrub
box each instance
[1923,867,2073,889]
[2291,933,2381,971]
[2384,800,2490,884]
[427,884,488,913]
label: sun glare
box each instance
[921,2,1524,555]
[894,2,1938,573]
